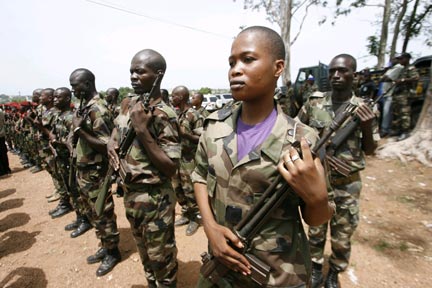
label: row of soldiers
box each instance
[1,50,209,287]
[3,25,403,287]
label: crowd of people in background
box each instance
[0,25,425,288]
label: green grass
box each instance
[373,240,392,251]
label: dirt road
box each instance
[0,153,431,287]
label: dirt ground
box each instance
[0,150,431,288]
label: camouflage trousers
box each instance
[76,165,119,250]
[392,92,411,132]
[172,158,199,219]
[308,175,362,272]
[44,152,66,196]
[123,181,178,287]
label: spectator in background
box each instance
[358,69,376,100]
[378,57,403,137]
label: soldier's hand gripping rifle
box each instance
[200,95,382,286]
[95,72,164,217]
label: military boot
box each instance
[70,216,92,238]
[87,247,108,264]
[51,201,73,219]
[325,267,340,288]
[311,262,324,288]
[96,247,121,276]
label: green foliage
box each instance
[366,35,380,57]
[374,239,391,251]
[198,87,212,95]
[118,87,134,102]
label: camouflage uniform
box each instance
[196,106,210,119]
[274,85,295,117]
[192,103,324,287]
[75,94,119,250]
[172,107,203,221]
[300,82,318,104]
[392,65,419,133]
[115,96,180,287]
[52,109,77,208]
[33,104,46,168]
[296,91,379,272]
[41,107,65,194]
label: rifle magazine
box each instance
[119,159,132,184]
[245,253,271,286]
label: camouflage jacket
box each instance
[192,102,321,286]
[196,106,210,119]
[178,106,203,160]
[52,109,73,158]
[76,94,112,166]
[115,96,181,185]
[41,106,59,143]
[395,65,419,93]
[296,91,379,177]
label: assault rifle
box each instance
[200,94,382,286]
[95,72,164,216]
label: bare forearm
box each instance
[303,200,334,226]
[194,183,217,230]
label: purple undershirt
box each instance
[237,108,277,161]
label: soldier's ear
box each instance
[274,59,285,78]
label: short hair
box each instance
[70,68,96,83]
[106,88,119,96]
[55,87,72,97]
[194,92,204,101]
[239,26,285,60]
[133,49,167,74]
[42,88,55,97]
[332,54,357,72]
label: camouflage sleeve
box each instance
[153,111,181,160]
[191,133,208,185]
[180,110,194,135]
[294,102,310,125]
[91,107,112,144]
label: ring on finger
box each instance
[284,159,292,166]
[291,154,300,162]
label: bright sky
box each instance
[0,0,429,96]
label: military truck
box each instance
[292,62,331,108]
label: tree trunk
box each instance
[390,0,409,59]
[281,0,292,83]
[376,62,432,166]
[378,0,391,68]
[402,0,420,52]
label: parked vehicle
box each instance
[202,95,219,112]
[215,93,233,107]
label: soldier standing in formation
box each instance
[106,87,120,119]
[391,52,419,141]
[70,68,121,276]
[47,87,75,219]
[191,92,210,119]
[192,26,333,287]
[35,88,63,203]
[296,54,379,288]
[107,49,180,287]
[171,85,203,236]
